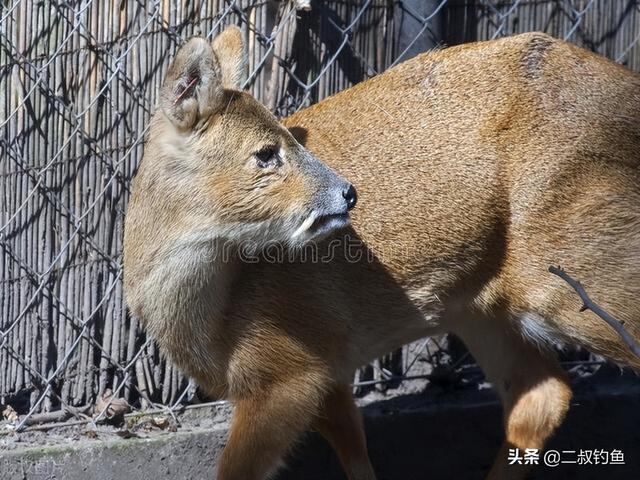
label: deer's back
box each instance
[284,33,640,364]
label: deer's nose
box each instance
[342,184,357,211]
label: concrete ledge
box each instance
[2,378,639,479]
[1,427,225,480]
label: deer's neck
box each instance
[141,235,238,378]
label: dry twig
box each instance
[549,265,640,359]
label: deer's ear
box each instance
[212,26,247,90]
[159,37,223,131]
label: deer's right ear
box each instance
[159,37,224,131]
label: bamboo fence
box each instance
[1,0,640,427]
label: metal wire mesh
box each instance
[2,0,640,430]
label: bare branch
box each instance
[549,265,640,359]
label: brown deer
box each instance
[123,27,640,480]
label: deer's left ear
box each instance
[212,26,247,90]
[159,37,224,131]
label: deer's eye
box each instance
[255,146,281,168]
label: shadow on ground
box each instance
[279,375,640,480]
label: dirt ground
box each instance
[1,368,639,479]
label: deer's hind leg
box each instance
[454,314,572,480]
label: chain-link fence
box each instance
[2,0,640,431]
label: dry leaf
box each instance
[2,405,18,422]
[115,429,139,439]
[94,389,131,421]
[151,416,169,429]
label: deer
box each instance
[123,26,640,480]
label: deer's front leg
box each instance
[313,382,377,480]
[217,374,326,480]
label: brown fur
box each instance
[124,28,640,479]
